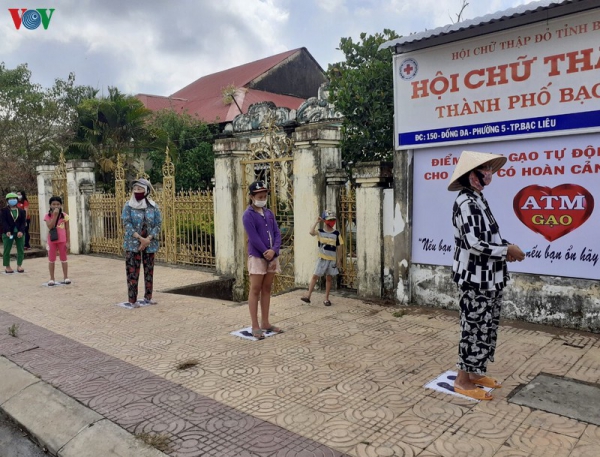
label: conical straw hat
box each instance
[448,150,507,191]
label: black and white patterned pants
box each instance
[457,285,503,375]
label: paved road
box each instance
[0,414,47,457]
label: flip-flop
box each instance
[454,386,493,401]
[17,268,25,273]
[252,328,265,340]
[323,300,332,306]
[472,376,502,388]
[262,325,284,334]
[5,270,14,274]
[300,297,310,303]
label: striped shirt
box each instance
[317,229,343,261]
[452,188,509,291]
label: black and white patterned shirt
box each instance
[452,188,510,291]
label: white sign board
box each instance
[394,9,600,149]
[412,134,600,280]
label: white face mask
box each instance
[253,200,267,208]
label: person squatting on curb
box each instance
[301,210,343,306]
[448,150,526,401]
[121,179,162,308]
[44,196,71,285]
[1,192,26,274]
[242,181,284,340]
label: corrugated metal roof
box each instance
[380,0,595,53]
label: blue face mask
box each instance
[7,199,18,206]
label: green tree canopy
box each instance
[146,110,216,191]
[327,29,401,164]
[0,63,94,195]
[68,87,154,187]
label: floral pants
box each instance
[126,250,155,304]
[457,285,503,375]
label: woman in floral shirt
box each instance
[121,179,162,308]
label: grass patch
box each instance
[392,310,406,318]
[136,432,172,452]
[175,359,199,370]
[8,323,20,337]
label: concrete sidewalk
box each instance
[0,254,599,456]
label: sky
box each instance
[1,0,532,97]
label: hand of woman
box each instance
[17,232,23,238]
[507,244,525,261]
[263,249,275,261]
[139,237,151,251]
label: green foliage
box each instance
[327,29,401,164]
[146,110,216,190]
[67,87,154,187]
[177,219,214,246]
[0,63,95,195]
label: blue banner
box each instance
[399,110,600,148]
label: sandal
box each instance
[472,376,502,389]
[323,300,332,306]
[47,280,55,286]
[454,386,493,401]
[17,267,24,273]
[300,297,311,304]
[64,279,71,285]
[5,269,14,274]
[262,325,284,334]
[252,328,265,340]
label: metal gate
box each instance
[52,150,69,215]
[241,114,295,294]
[339,184,358,289]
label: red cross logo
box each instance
[399,58,418,80]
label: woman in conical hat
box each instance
[448,150,525,401]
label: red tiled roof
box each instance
[170,49,300,100]
[138,48,311,123]
[136,94,186,113]
[182,89,305,124]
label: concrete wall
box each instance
[411,263,600,333]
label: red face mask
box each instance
[134,192,146,201]
[325,220,336,229]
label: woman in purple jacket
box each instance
[242,181,284,340]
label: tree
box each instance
[0,63,94,195]
[146,110,216,191]
[68,87,154,188]
[327,29,401,164]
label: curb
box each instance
[0,357,167,457]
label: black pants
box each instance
[126,251,155,304]
[457,285,503,375]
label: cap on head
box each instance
[5,192,18,199]
[249,181,268,194]
[447,150,507,191]
[322,210,336,220]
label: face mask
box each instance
[325,220,336,229]
[253,199,267,208]
[469,169,492,192]
[134,192,146,201]
[7,199,18,206]
[17,196,22,200]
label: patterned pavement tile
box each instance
[409,396,470,427]
[107,400,165,430]
[569,442,600,457]
[521,409,586,438]
[274,404,333,436]
[132,409,196,437]
[309,419,376,453]
[423,429,503,457]
[450,411,521,441]
[364,385,423,415]
[504,424,578,457]
[581,423,600,445]
[350,434,420,457]
[378,414,447,450]
[237,393,299,420]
